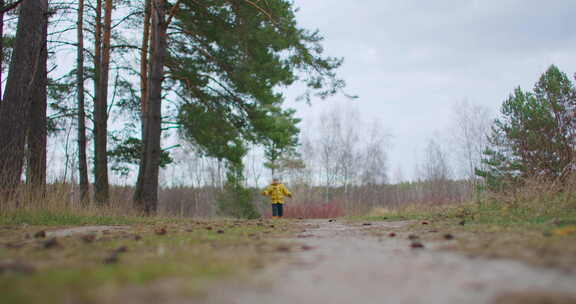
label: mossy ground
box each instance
[351,193,576,271]
[0,216,296,304]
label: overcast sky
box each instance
[284,0,576,180]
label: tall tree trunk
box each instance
[134,0,167,215]
[134,0,151,204]
[140,0,151,131]
[26,16,48,190]
[93,0,112,205]
[77,0,89,203]
[0,0,5,102]
[0,0,48,195]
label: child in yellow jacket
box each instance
[261,178,292,219]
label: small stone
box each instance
[42,238,60,249]
[80,234,96,243]
[276,246,291,252]
[103,253,119,264]
[0,262,35,275]
[114,246,128,253]
[5,242,25,249]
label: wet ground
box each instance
[199,220,576,304]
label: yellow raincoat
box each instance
[261,183,292,204]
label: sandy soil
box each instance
[197,220,576,304]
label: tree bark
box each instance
[77,0,89,203]
[134,0,167,215]
[93,0,112,205]
[0,0,48,194]
[0,0,5,102]
[140,0,151,129]
[26,15,48,190]
[134,0,151,205]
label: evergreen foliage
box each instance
[477,65,576,190]
[217,163,260,219]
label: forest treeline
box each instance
[0,0,348,216]
[0,1,573,218]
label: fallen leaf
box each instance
[459,220,466,226]
[34,230,46,238]
[301,245,314,251]
[362,223,372,226]
[155,227,167,235]
[388,233,396,237]
[421,221,429,225]
[217,230,225,234]
[410,242,425,249]
[408,234,419,240]
[552,226,576,236]
[444,233,455,240]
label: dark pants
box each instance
[272,203,283,217]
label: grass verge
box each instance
[0,217,296,304]
[351,188,576,270]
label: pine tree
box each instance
[0,0,49,194]
[477,65,576,189]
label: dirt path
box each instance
[45,225,129,237]
[200,220,576,304]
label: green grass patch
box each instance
[0,210,197,226]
